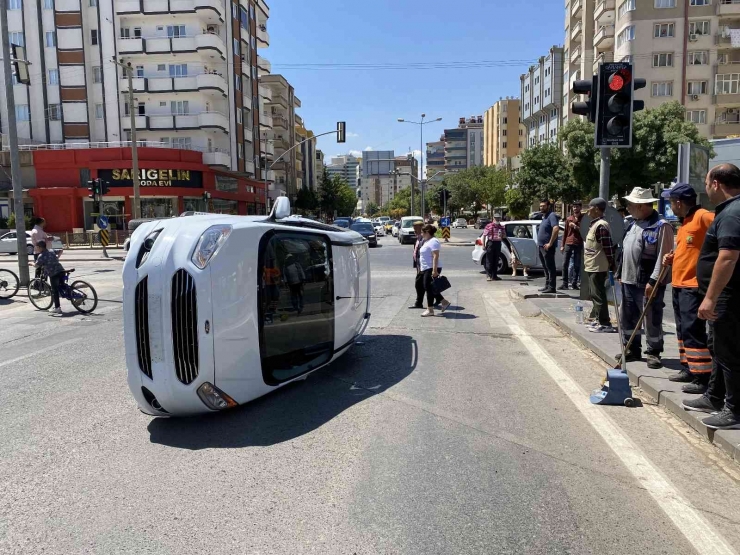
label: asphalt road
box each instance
[1,238,739,554]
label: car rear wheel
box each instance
[498,254,508,274]
[26,244,34,256]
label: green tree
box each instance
[318,170,348,216]
[389,186,421,215]
[365,202,379,216]
[505,186,530,219]
[476,166,509,213]
[294,187,318,213]
[517,143,579,204]
[336,183,358,217]
[560,118,599,199]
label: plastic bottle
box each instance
[575,301,584,325]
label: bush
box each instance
[6,213,34,230]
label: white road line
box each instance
[0,337,83,368]
[484,292,737,555]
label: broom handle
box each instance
[622,265,670,356]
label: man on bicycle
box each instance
[35,240,65,316]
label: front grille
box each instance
[171,269,199,385]
[135,277,152,379]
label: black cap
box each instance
[661,183,697,200]
[589,197,607,211]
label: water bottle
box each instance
[575,301,584,325]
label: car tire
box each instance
[498,253,509,274]
[26,244,34,256]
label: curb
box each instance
[510,287,579,301]
[533,303,740,465]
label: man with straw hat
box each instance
[616,187,675,370]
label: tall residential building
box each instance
[301,129,318,191]
[261,73,301,199]
[564,0,595,126]
[326,154,359,186]
[520,46,564,150]
[426,140,445,181]
[443,116,483,173]
[483,98,523,166]
[315,148,325,185]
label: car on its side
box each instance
[398,216,424,244]
[0,230,64,256]
[452,218,468,229]
[351,222,378,247]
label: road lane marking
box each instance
[0,338,83,368]
[484,292,737,555]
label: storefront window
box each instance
[141,198,176,219]
[215,175,238,193]
[211,199,238,214]
[183,198,208,213]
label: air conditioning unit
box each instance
[729,108,739,115]
[689,34,698,42]
[692,94,700,101]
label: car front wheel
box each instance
[498,253,509,274]
[26,244,34,256]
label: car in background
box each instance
[373,221,385,235]
[333,217,353,229]
[472,220,565,273]
[391,221,401,237]
[351,222,378,247]
[0,230,64,256]
[398,216,424,244]
[383,220,395,235]
[377,216,391,225]
[452,218,468,229]
[474,218,491,229]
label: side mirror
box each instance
[272,196,291,220]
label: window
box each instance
[655,0,676,7]
[167,25,185,38]
[653,53,674,67]
[687,80,708,95]
[689,21,710,36]
[249,4,254,19]
[9,32,24,47]
[49,104,61,121]
[618,0,635,18]
[136,65,144,77]
[690,0,709,5]
[120,28,130,39]
[91,29,98,45]
[686,110,706,124]
[237,109,242,124]
[169,64,187,77]
[688,51,709,65]
[15,105,30,121]
[44,0,53,9]
[651,81,673,96]
[617,25,635,48]
[232,2,238,19]
[90,0,97,6]
[233,37,239,55]
[92,66,102,83]
[716,73,740,95]
[134,27,141,38]
[170,100,189,115]
[95,104,104,119]
[48,69,59,85]
[235,75,241,91]
[240,7,248,29]
[138,102,146,116]
[654,23,675,38]
[8,0,21,10]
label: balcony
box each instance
[262,142,275,156]
[718,58,740,72]
[267,93,288,108]
[594,25,615,50]
[260,112,273,128]
[259,84,272,101]
[714,120,740,136]
[593,52,614,73]
[716,93,740,105]
[594,0,615,25]
[571,0,582,18]
[571,20,582,42]
[257,55,271,74]
[119,38,143,54]
[203,150,230,166]
[257,26,270,47]
[124,111,229,131]
[122,115,148,130]
[295,114,303,126]
[125,73,228,95]
[272,115,288,129]
[719,0,740,17]
[572,45,582,63]
[272,136,290,150]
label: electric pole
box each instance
[1,0,30,285]
[114,58,141,219]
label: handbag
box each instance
[432,275,451,294]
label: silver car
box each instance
[471,220,565,272]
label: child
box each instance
[35,240,66,316]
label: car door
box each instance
[0,232,17,253]
[554,226,565,269]
[506,224,540,268]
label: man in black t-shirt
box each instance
[683,164,740,430]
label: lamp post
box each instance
[395,170,446,218]
[397,114,441,217]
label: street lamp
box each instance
[395,169,447,218]
[397,114,442,217]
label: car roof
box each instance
[401,216,424,222]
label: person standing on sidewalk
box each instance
[583,198,617,333]
[483,217,506,281]
[660,183,715,393]
[419,224,450,317]
[560,202,584,290]
[616,187,674,370]
[688,164,740,430]
[536,200,559,294]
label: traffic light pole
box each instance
[599,148,611,201]
[98,187,108,259]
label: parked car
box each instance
[472,220,565,273]
[0,230,64,256]
[372,221,385,235]
[351,222,378,247]
[391,221,401,237]
[474,218,491,230]
[452,218,468,229]
[334,217,353,229]
[398,216,424,244]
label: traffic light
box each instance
[438,188,450,205]
[87,179,99,201]
[99,180,110,195]
[571,76,598,123]
[336,121,346,143]
[595,63,645,148]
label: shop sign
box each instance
[98,169,203,188]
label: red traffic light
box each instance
[608,68,632,92]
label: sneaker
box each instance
[669,369,693,383]
[492,277,502,281]
[616,352,642,363]
[589,324,616,333]
[682,377,709,395]
[571,283,580,290]
[420,309,435,318]
[583,318,598,327]
[49,307,62,317]
[439,300,451,313]
[523,271,529,278]
[703,408,740,430]
[646,355,663,369]
[682,395,724,414]
[538,286,549,292]
[486,277,493,281]
[557,284,570,290]
[408,304,424,309]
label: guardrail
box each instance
[62,230,131,248]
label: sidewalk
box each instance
[512,290,740,465]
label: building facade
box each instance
[483,98,523,166]
[426,140,445,181]
[356,152,419,209]
[326,154,359,187]
[520,46,564,149]
[443,116,483,173]
[564,0,596,127]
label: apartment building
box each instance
[426,140,445,182]
[564,0,596,126]
[326,154,360,186]
[356,151,417,208]
[520,46,564,149]
[315,148,324,184]
[443,116,484,173]
[483,98,523,166]
[300,129,318,191]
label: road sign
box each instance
[440,217,450,228]
[441,227,450,240]
[99,229,110,247]
[97,215,109,230]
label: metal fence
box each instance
[62,230,131,248]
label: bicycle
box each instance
[0,268,20,299]
[28,269,98,314]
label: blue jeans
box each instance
[562,244,581,286]
[620,283,666,356]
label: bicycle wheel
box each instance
[70,280,98,314]
[0,269,20,299]
[28,278,53,310]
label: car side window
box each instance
[5,233,16,240]
[506,225,532,239]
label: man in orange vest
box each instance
[661,183,715,394]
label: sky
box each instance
[266,0,564,175]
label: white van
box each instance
[398,216,424,244]
[122,198,371,416]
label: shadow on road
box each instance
[147,334,417,450]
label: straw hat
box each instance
[623,187,658,204]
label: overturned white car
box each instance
[123,198,371,416]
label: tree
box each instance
[318,170,348,217]
[294,187,318,213]
[390,208,407,220]
[365,202,379,216]
[336,183,358,217]
[389,186,421,215]
[517,143,579,205]
[505,186,530,219]
[476,166,509,213]
[560,118,599,199]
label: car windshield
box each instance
[351,223,374,233]
[334,220,349,228]
[402,220,423,229]
[456,219,465,223]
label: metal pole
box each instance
[409,153,415,216]
[599,148,610,201]
[1,1,30,285]
[127,63,141,220]
[98,180,108,258]
[420,116,424,218]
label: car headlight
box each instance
[191,225,232,269]
[197,382,238,411]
